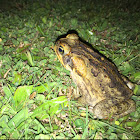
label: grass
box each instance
[0,0,140,139]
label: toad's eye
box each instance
[58,45,64,55]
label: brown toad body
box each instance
[54,34,136,119]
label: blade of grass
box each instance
[82,105,89,139]
[34,119,49,133]
[8,107,29,128]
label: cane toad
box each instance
[54,33,136,119]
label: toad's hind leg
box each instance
[93,99,136,119]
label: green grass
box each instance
[0,0,140,139]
